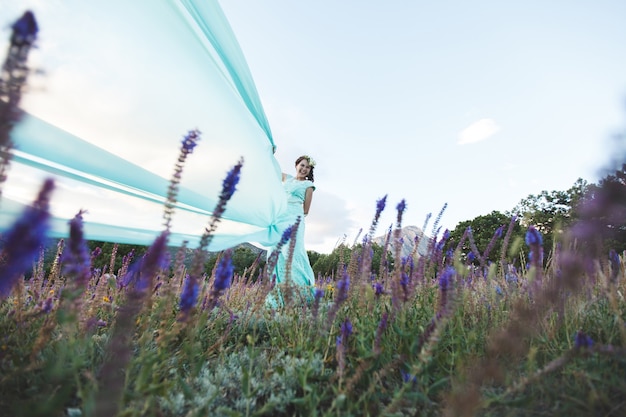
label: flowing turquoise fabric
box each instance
[266,176,316,306]
[0,0,293,251]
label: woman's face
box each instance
[295,159,312,178]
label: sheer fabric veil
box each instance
[1,0,290,250]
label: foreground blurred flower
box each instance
[163,129,201,231]
[119,232,169,292]
[0,178,53,299]
[61,210,91,286]
[178,274,200,319]
[574,330,594,350]
[204,249,234,311]
[189,159,244,290]
[0,11,39,191]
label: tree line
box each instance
[40,163,626,281]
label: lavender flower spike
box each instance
[0,178,54,299]
[179,274,200,316]
[213,249,234,293]
[204,249,234,311]
[61,210,91,286]
[574,330,594,349]
[163,129,201,231]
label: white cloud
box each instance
[458,118,500,145]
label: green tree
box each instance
[87,240,148,276]
[311,242,392,280]
[509,178,590,257]
[448,211,523,266]
[575,164,626,253]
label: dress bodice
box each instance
[283,176,315,206]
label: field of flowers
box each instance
[2,173,626,417]
[2,10,626,417]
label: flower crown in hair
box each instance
[303,155,316,168]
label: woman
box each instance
[267,155,317,306]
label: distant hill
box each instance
[372,225,431,258]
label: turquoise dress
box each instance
[267,175,316,306]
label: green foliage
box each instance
[448,210,524,266]
[312,242,391,279]
[3,227,626,417]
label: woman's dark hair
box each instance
[295,155,315,182]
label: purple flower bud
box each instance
[181,129,200,153]
[314,288,324,300]
[0,179,54,299]
[373,282,384,296]
[574,330,594,349]
[341,319,353,338]
[220,160,242,202]
[61,211,91,286]
[179,274,199,313]
[401,369,417,384]
[396,199,406,214]
[375,195,387,219]
[41,297,53,314]
[11,11,38,42]
[439,266,455,292]
[335,272,350,303]
[91,247,102,259]
[525,226,543,246]
[213,250,234,293]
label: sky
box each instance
[2,1,626,254]
[217,0,626,252]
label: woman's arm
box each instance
[303,187,314,215]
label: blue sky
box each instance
[218,0,626,251]
[3,1,626,254]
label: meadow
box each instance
[2,9,626,417]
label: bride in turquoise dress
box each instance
[267,155,317,307]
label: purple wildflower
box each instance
[439,266,454,292]
[1,11,39,186]
[311,287,324,319]
[0,178,53,299]
[179,274,199,315]
[181,129,200,153]
[341,318,353,338]
[91,247,102,259]
[525,226,543,246]
[367,194,387,239]
[376,195,387,218]
[164,129,202,231]
[61,211,91,286]
[41,296,53,314]
[373,282,384,297]
[213,249,234,293]
[525,226,544,270]
[119,232,169,293]
[335,271,350,303]
[11,11,38,43]
[280,225,293,245]
[396,199,407,227]
[574,330,594,349]
[220,160,242,202]
[467,251,475,262]
[336,318,353,347]
[373,312,388,354]
[314,288,324,299]
[401,369,417,384]
[195,159,244,256]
